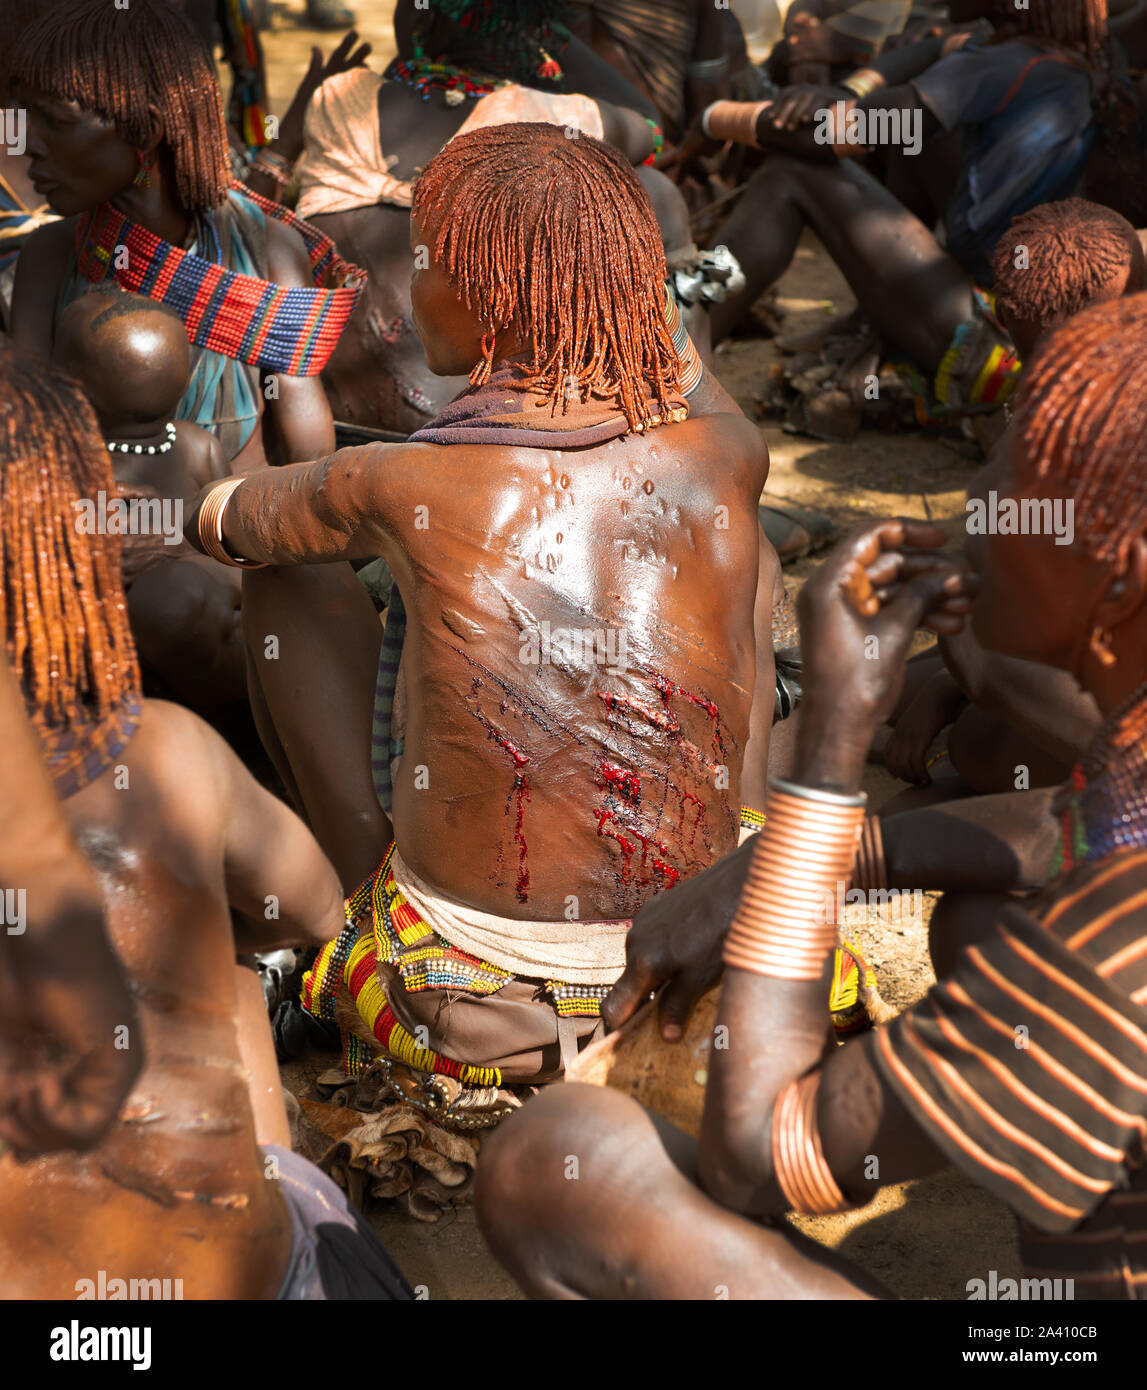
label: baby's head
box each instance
[991,198,1145,361]
[55,289,190,434]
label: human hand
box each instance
[278,31,372,157]
[113,482,183,584]
[603,838,754,1041]
[884,672,966,786]
[768,83,849,132]
[655,117,723,176]
[794,521,976,790]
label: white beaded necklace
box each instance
[106,422,177,456]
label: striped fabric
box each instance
[73,182,364,378]
[40,697,143,802]
[873,854,1147,1297]
[569,0,695,134]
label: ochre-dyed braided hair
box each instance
[1011,293,1147,567]
[0,349,140,733]
[412,122,681,431]
[10,0,231,212]
[3,0,64,94]
[992,199,1139,325]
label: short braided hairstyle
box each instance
[412,121,681,431]
[991,199,1140,327]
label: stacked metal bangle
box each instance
[772,1070,854,1215]
[722,776,867,981]
[702,100,772,150]
[688,55,730,81]
[196,477,269,570]
[662,288,704,399]
[839,68,887,100]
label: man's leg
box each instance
[709,154,975,371]
[948,704,1074,797]
[242,563,390,891]
[476,1084,880,1299]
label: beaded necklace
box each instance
[1051,681,1147,875]
[387,57,503,104]
[106,422,177,456]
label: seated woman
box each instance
[705,0,1139,422]
[0,348,408,1300]
[8,0,353,471]
[475,291,1147,1301]
[185,123,775,1139]
[297,0,691,436]
[881,198,1145,805]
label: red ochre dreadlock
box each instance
[1011,293,1147,567]
[10,0,231,212]
[992,199,1140,325]
[993,0,1109,62]
[0,350,140,733]
[412,122,681,432]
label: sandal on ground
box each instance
[759,500,837,564]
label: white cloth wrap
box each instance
[297,68,605,220]
[390,845,629,986]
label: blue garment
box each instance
[177,192,262,454]
[913,40,1097,282]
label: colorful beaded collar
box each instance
[1052,682,1147,874]
[387,58,504,104]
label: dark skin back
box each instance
[473,436,1147,1296]
[207,228,771,915]
[0,700,345,1298]
[0,657,141,1157]
[233,414,766,919]
[10,86,335,468]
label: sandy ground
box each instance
[265,5,1020,1300]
